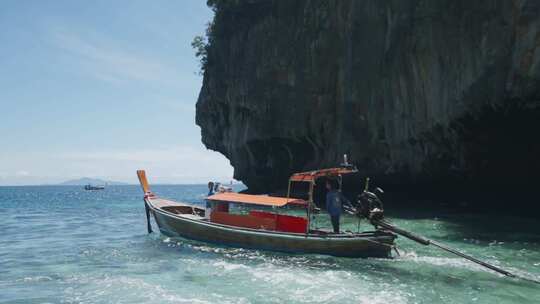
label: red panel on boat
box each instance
[249,210,277,219]
[276,214,307,233]
[210,211,276,230]
[249,211,307,233]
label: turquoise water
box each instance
[1,185,539,303]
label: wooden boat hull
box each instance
[147,199,396,258]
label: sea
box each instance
[1,185,539,304]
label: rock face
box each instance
[196,0,540,193]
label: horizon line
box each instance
[0,182,244,187]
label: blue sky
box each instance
[0,0,234,185]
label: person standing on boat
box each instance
[325,177,351,233]
[208,182,215,196]
[205,181,215,219]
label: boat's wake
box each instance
[392,249,540,284]
[159,236,540,286]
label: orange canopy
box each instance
[207,192,306,207]
[289,167,358,182]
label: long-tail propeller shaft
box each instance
[361,178,539,284]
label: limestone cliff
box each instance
[196,0,540,194]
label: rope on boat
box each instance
[373,219,540,285]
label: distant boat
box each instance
[84,184,105,190]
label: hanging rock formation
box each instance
[196,0,540,194]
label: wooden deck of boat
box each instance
[149,197,190,209]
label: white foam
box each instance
[61,274,234,304]
[17,276,53,283]
[211,259,409,303]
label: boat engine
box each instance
[345,185,385,225]
[357,187,384,221]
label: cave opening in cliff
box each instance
[452,101,540,188]
[406,100,540,212]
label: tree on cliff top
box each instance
[193,0,240,74]
[191,35,208,75]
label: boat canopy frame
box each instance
[286,164,358,232]
[203,156,359,233]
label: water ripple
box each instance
[1,185,539,304]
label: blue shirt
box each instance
[206,189,215,208]
[326,190,349,217]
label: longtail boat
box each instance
[136,168,396,258]
[135,159,540,283]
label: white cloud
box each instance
[62,145,234,183]
[0,145,234,185]
[62,146,216,163]
[50,28,181,86]
[15,170,30,176]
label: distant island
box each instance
[59,178,128,186]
